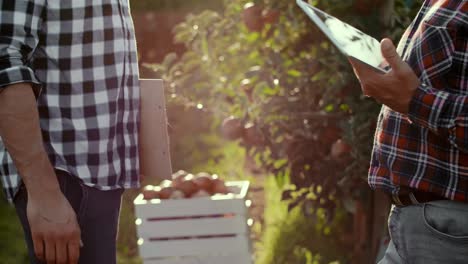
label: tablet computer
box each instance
[296,0,389,74]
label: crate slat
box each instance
[143,254,252,264]
[135,198,248,219]
[137,215,248,238]
[139,235,251,259]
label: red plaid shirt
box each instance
[369,0,468,201]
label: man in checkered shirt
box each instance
[350,0,467,262]
[0,0,139,263]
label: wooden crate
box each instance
[134,181,253,264]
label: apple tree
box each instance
[150,0,422,260]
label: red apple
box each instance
[159,180,172,188]
[172,170,191,188]
[212,178,229,194]
[184,173,195,181]
[243,123,265,146]
[221,116,244,140]
[192,190,211,198]
[194,172,214,193]
[173,170,189,177]
[142,188,159,200]
[158,186,175,199]
[321,126,342,146]
[262,9,280,24]
[242,3,264,32]
[331,139,352,159]
[175,179,198,198]
[196,172,211,178]
[170,190,186,199]
[172,170,189,185]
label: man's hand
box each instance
[27,185,81,264]
[349,38,420,114]
[23,154,82,264]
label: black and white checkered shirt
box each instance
[0,0,140,201]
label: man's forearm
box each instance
[0,83,59,196]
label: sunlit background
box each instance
[0,1,423,263]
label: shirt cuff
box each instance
[0,66,41,91]
[407,82,448,133]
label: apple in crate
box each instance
[191,190,211,198]
[212,178,229,194]
[158,186,176,199]
[172,170,189,185]
[173,169,189,178]
[169,190,186,199]
[193,172,215,193]
[174,178,198,198]
[141,171,233,200]
[159,179,173,188]
[171,173,199,197]
[142,185,159,200]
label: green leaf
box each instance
[324,104,334,112]
[287,69,302,77]
[201,35,210,59]
[246,32,260,43]
[262,86,280,96]
[274,159,288,169]
[161,53,178,68]
[339,104,349,111]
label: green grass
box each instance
[117,188,143,264]
[0,196,29,264]
[255,177,350,264]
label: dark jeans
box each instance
[14,170,124,264]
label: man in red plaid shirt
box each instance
[350,0,467,262]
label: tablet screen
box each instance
[297,0,389,73]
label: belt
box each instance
[389,189,449,206]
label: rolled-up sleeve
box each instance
[0,0,44,89]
